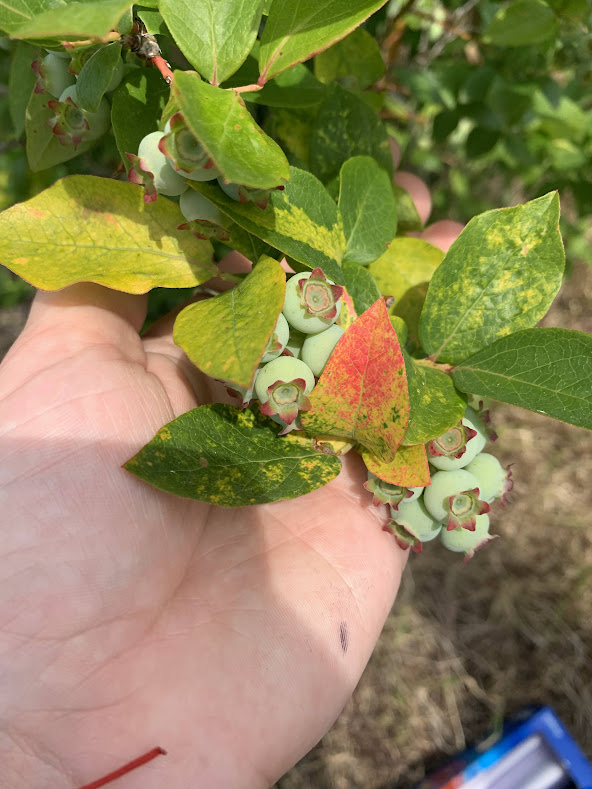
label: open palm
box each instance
[0,280,406,789]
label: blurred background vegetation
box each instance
[1,0,591,307]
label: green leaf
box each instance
[173,256,285,389]
[0,175,216,292]
[314,27,385,91]
[362,443,430,487]
[111,68,169,169]
[301,298,409,462]
[8,41,38,137]
[452,328,592,431]
[190,167,346,284]
[10,0,133,40]
[124,403,342,506]
[259,0,388,82]
[160,0,263,85]
[135,6,167,35]
[310,83,393,185]
[244,64,327,109]
[419,193,565,364]
[369,237,443,350]
[342,262,382,317]
[25,88,95,171]
[173,71,290,191]
[392,183,423,234]
[484,0,558,46]
[465,127,500,159]
[76,42,122,112]
[0,0,50,35]
[403,355,466,445]
[338,156,397,266]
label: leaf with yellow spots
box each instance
[300,298,409,462]
[191,167,346,284]
[419,193,565,364]
[362,443,431,488]
[173,255,285,390]
[336,287,357,330]
[0,175,216,292]
[403,353,467,445]
[173,71,290,191]
[124,403,342,506]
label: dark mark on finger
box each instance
[339,621,349,654]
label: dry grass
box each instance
[276,265,592,788]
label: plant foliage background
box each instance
[0,0,591,784]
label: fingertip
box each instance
[420,220,465,252]
[393,171,432,225]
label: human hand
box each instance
[0,171,461,789]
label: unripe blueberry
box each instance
[127,131,189,203]
[261,313,290,363]
[423,468,490,531]
[161,114,221,181]
[388,498,442,553]
[440,514,496,560]
[428,406,488,471]
[32,52,76,98]
[217,177,282,210]
[301,324,344,376]
[47,85,110,148]
[179,189,223,224]
[284,328,306,359]
[464,452,513,505]
[283,270,343,334]
[255,356,315,426]
[364,471,424,508]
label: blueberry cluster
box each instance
[34,50,122,148]
[366,405,513,560]
[226,268,345,434]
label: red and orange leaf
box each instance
[363,443,431,488]
[300,298,409,462]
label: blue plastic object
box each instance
[416,706,592,789]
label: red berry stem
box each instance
[150,55,174,85]
[76,747,167,789]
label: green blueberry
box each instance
[255,356,315,403]
[282,272,341,334]
[301,324,344,376]
[464,452,511,503]
[179,189,223,224]
[440,514,492,558]
[218,179,241,201]
[390,498,442,544]
[41,52,76,98]
[53,85,110,144]
[137,131,188,197]
[428,406,488,471]
[261,313,290,363]
[423,469,480,523]
[284,328,306,359]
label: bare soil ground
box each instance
[1,267,591,788]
